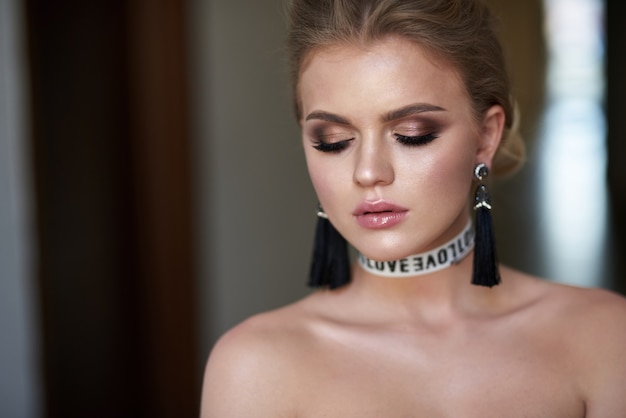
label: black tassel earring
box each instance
[472,163,501,287]
[308,206,350,289]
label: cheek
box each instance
[437,151,472,185]
[308,166,329,201]
[429,146,476,206]
[398,141,475,207]
[304,150,341,206]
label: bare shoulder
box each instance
[510,268,626,416]
[536,276,626,333]
[504,266,626,324]
[557,286,626,416]
[200,298,316,417]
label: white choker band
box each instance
[357,221,474,277]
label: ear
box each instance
[475,105,505,168]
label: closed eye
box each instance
[394,132,438,146]
[313,139,353,153]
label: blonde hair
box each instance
[286,0,525,176]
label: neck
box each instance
[350,254,507,324]
[348,220,506,321]
[349,255,471,324]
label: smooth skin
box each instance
[201,37,626,417]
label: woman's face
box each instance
[299,36,502,261]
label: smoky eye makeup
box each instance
[306,124,355,153]
[394,132,439,146]
[392,119,442,147]
[304,110,445,152]
[313,140,352,153]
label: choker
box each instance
[357,221,474,278]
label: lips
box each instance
[353,201,408,229]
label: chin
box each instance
[353,243,413,262]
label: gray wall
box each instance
[190,0,315,354]
[0,0,42,416]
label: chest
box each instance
[294,329,585,417]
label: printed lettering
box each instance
[414,257,424,272]
[448,243,457,259]
[464,230,472,246]
[426,255,437,269]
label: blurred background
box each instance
[1,0,625,416]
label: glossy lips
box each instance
[353,201,408,229]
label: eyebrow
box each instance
[383,103,445,122]
[304,102,445,125]
[305,111,351,125]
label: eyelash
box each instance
[312,133,438,153]
[394,132,438,146]
[312,139,352,153]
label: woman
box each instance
[201,0,626,416]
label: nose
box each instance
[352,141,394,187]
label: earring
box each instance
[308,205,350,289]
[471,163,501,287]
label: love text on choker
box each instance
[357,223,475,278]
